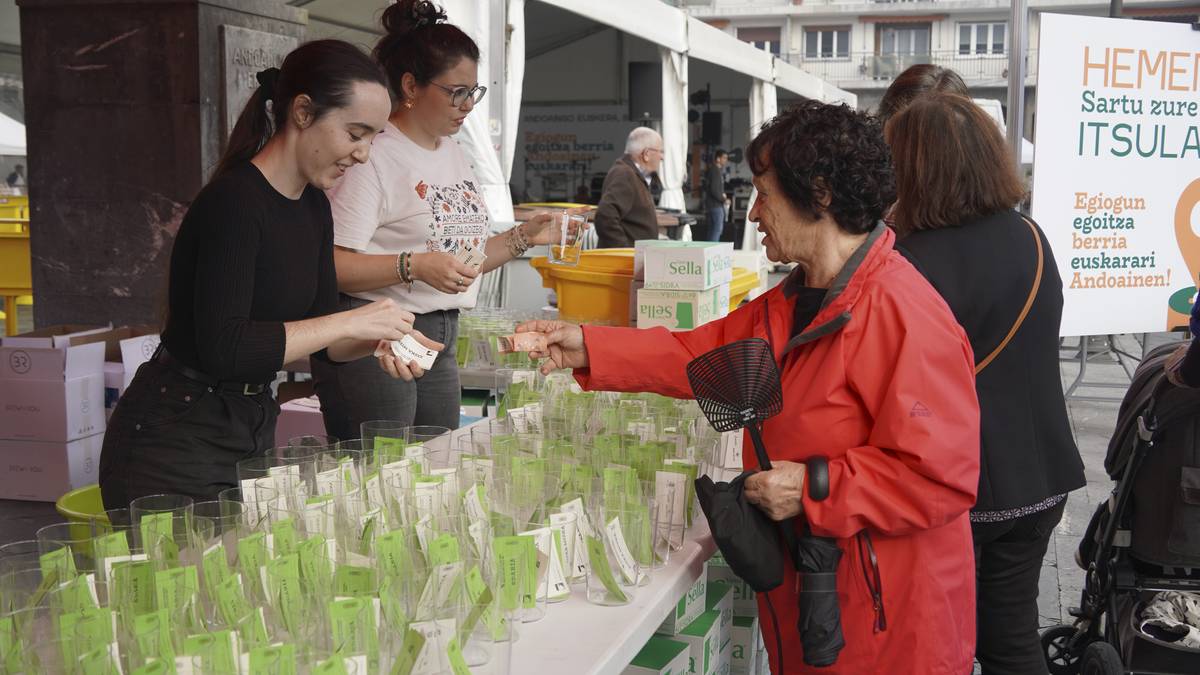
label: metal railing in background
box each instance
[784,49,1038,85]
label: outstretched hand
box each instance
[514,320,589,375]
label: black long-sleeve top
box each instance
[897,210,1087,512]
[160,162,338,383]
[704,163,725,209]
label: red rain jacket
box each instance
[575,224,980,674]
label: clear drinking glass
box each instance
[548,212,587,266]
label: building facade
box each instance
[676,0,1199,134]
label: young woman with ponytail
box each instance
[313,0,569,438]
[99,40,441,509]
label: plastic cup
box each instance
[548,212,587,266]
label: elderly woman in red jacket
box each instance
[519,101,981,674]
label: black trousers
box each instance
[98,359,278,510]
[972,498,1067,675]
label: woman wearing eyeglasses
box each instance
[313,0,557,438]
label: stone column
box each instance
[17,0,305,327]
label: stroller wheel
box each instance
[1080,641,1123,675]
[1042,625,1082,674]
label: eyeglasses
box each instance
[429,82,488,107]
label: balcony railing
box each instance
[785,49,1038,85]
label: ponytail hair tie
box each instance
[256,67,280,99]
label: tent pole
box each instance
[1005,0,1028,173]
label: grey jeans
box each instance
[312,294,461,441]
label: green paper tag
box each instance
[375,435,408,463]
[298,535,334,597]
[328,596,379,667]
[271,517,300,557]
[376,530,412,581]
[92,531,131,573]
[133,609,175,665]
[130,659,170,675]
[585,535,627,603]
[237,532,270,598]
[334,564,376,598]
[265,554,304,636]
[389,629,426,675]
[461,565,505,642]
[249,643,297,675]
[59,606,114,664]
[39,545,77,580]
[155,565,199,619]
[112,558,156,617]
[57,572,98,613]
[202,542,231,600]
[313,656,350,675]
[191,629,237,673]
[139,512,179,567]
[213,573,253,628]
[494,535,537,610]
[236,607,270,649]
[77,644,121,675]
[0,617,18,673]
[428,534,460,568]
[446,636,471,675]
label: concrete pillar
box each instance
[17,0,305,327]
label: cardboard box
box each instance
[730,615,760,674]
[0,433,102,501]
[0,324,112,349]
[69,326,160,415]
[634,240,690,281]
[678,609,722,675]
[714,640,733,675]
[643,242,734,291]
[637,285,730,331]
[707,582,734,651]
[623,636,691,675]
[658,567,708,636]
[706,555,758,616]
[274,396,328,447]
[0,340,106,442]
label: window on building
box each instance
[958,22,1006,56]
[737,27,782,56]
[804,27,851,59]
[878,23,931,56]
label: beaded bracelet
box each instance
[506,224,532,258]
[395,251,413,287]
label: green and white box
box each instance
[643,241,734,290]
[623,636,691,675]
[706,581,734,649]
[637,285,730,331]
[678,609,723,675]
[706,555,758,615]
[658,567,708,636]
[731,615,760,674]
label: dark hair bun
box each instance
[382,0,447,36]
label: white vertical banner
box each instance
[1030,14,1200,336]
[742,79,778,252]
[659,47,688,211]
[443,0,515,225]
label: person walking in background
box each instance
[884,89,1087,675]
[702,149,729,242]
[594,126,662,247]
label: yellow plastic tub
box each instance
[55,484,106,545]
[531,249,759,326]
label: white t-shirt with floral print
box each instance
[328,122,491,313]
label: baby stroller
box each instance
[1042,342,1200,674]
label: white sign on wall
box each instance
[513,106,634,202]
[1031,13,1200,336]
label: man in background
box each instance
[5,164,25,190]
[595,127,661,248]
[703,150,729,241]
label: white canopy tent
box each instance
[0,110,24,156]
[291,0,853,234]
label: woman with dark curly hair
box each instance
[516,101,981,674]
